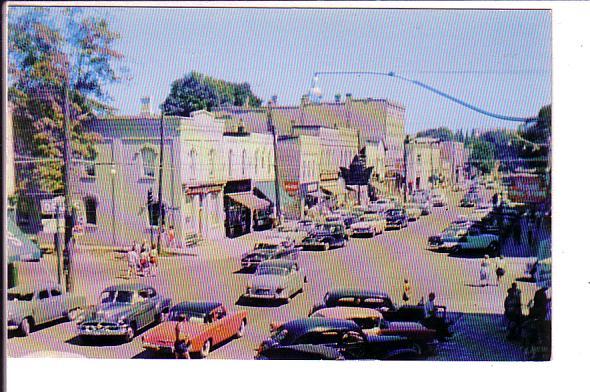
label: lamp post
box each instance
[110,167,117,247]
[403,135,409,203]
[268,101,282,226]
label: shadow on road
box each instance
[235,297,286,308]
[132,336,241,359]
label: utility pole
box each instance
[156,113,165,253]
[403,135,409,203]
[268,101,282,226]
[62,81,74,292]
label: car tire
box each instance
[19,318,32,337]
[67,308,82,322]
[124,323,136,343]
[487,242,499,257]
[235,320,246,338]
[198,339,212,359]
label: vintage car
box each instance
[274,222,309,247]
[242,260,306,303]
[350,214,386,237]
[469,204,493,221]
[296,219,316,234]
[446,226,500,256]
[428,225,469,251]
[384,208,409,230]
[7,282,86,336]
[255,318,419,360]
[431,193,447,207]
[367,199,394,214]
[256,343,344,360]
[240,237,298,271]
[460,192,480,207]
[302,222,348,250]
[142,301,247,358]
[309,288,428,323]
[309,306,438,355]
[404,203,422,221]
[77,283,171,342]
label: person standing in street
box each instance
[479,256,491,287]
[125,245,139,279]
[402,279,411,304]
[495,255,506,286]
[149,243,158,277]
[422,292,452,341]
[504,282,523,339]
[174,314,191,359]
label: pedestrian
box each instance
[125,245,139,279]
[422,292,452,341]
[167,225,177,248]
[504,283,523,339]
[174,314,191,359]
[149,243,158,277]
[495,255,506,286]
[402,279,411,304]
[139,245,150,276]
[140,239,148,254]
[479,256,491,287]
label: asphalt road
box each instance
[6,188,537,360]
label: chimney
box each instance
[140,96,152,115]
[345,93,352,100]
[301,94,310,107]
[334,94,341,103]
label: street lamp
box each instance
[110,167,117,247]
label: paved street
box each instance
[7,190,538,360]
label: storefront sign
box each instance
[284,181,299,194]
[185,183,224,195]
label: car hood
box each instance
[142,321,208,344]
[244,250,273,258]
[307,230,333,238]
[351,222,373,229]
[83,303,133,323]
[250,274,288,289]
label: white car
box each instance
[350,214,386,237]
[242,260,306,303]
[275,223,309,247]
[368,199,394,213]
[431,193,447,207]
[405,203,422,221]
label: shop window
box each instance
[141,147,157,177]
[84,197,97,226]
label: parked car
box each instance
[296,219,316,234]
[275,223,308,247]
[256,343,344,360]
[141,301,247,358]
[302,222,348,250]
[431,193,447,207]
[323,214,344,224]
[405,203,422,221]
[415,198,432,216]
[428,226,469,251]
[368,199,394,214]
[469,204,493,221]
[242,260,306,303]
[350,214,386,237]
[240,237,298,271]
[384,208,409,230]
[309,288,433,324]
[340,214,361,230]
[446,227,500,256]
[460,193,480,207]
[255,318,419,360]
[7,282,86,336]
[309,306,437,356]
[78,283,171,342]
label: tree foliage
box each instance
[161,71,262,116]
[8,7,125,195]
[416,127,456,142]
[468,139,496,174]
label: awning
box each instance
[254,181,298,208]
[228,192,271,210]
[7,217,41,262]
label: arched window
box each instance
[209,149,215,178]
[84,197,97,225]
[189,148,197,175]
[241,149,247,177]
[261,152,265,170]
[141,147,157,177]
[228,149,233,177]
[254,149,259,175]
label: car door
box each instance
[50,286,67,320]
[209,307,228,344]
[34,288,53,324]
[134,290,154,329]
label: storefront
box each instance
[224,179,271,237]
[183,183,225,244]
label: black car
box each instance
[256,343,344,360]
[341,214,360,229]
[384,208,409,230]
[255,318,419,360]
[302,223,348,251]
[309,288,427,323]
[240,239,298,271]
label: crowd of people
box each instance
[125,240,159,279]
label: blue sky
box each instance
[12,7,552,133]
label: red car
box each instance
[141,301,247,358]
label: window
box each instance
[50,288,62,297]
[209,149,215,178]
[190,149,197,174]
[141,147,157,177]
[296,331,341,345]
[228,149,233,176]
[38,290,49,300]
[85,160,96,177]
[254,149,259,175]
[241,149,246,177]
[84,197,97,226]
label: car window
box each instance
[8,292,34,301]
[336,297,361,306]
[341,331,365,344]
[138,290,149,300]
[115,291,134,303]
[363,297,389,308]
[100,291,116,304]
[38,290,50,300]
[50,288,62,297]
[296,331,341,345]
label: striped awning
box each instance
[228,192,271,210]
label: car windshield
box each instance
[100,290,133,304]
[361,215,377,222]
[317,224,340,233]
[255,243,278,250]
[8,292,34,301]
[257,267,289,276]
[271,327,290,344]
[168,311,206,323]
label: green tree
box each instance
[416,127,455,141]
[8,7,125,195]
[161,71,262,116]
[469,139,496,174]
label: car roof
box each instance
[326,288,390,299]
[102,283,154,292]
[311,306,382,319]
[7,281,60,293]
[281,317,360,336]
[259,260,297,269]
[170,301,221,314]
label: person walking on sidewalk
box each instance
[495,255,506,286]
[479,256,491,287]
[402,279,411,304]
[125,245,140,279]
